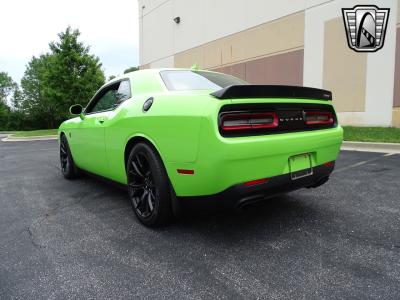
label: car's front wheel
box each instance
[60,134,79,179]
[127,142,173,227]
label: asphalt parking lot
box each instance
[0,138,399,299]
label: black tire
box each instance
[126,142,173,227]
[60,134,79,179]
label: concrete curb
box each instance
[341,141,400,154]
[1,135,58,142]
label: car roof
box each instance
[109,68,221,82]
[104,68,225,95]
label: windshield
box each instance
[160,70,248,91]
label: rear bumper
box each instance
[177,163,334,211]
[166,126,343,197]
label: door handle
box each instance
[97,117,105,124]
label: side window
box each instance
[86,80,131,114]
[91,89,117,113]
[116,80,131,105]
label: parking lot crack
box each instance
[24,225,45,249]
[20,194,92,250]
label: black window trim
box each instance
[84,78,132,115]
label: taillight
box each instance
[305,111,333,125]
[221,112,278,131]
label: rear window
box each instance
[160,70,248,91]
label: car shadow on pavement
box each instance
[75,172,323,245]
[168,193,322,241]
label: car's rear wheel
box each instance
[60,134,79,179]
[127,142,173,227]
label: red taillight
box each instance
[305,111,334,125]
[244,178,269,186]
[221,112,278,131]
[323,161,334,167]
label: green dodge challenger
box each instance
[59,68,343,227]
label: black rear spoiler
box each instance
[211,85,332,101]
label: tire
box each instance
[60,134,79,179]
[126,142,173,227]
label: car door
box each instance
[73,82,121,177]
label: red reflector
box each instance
[177,169,194,175]
[323,161,334,167]
[221,112,278,131]
[305,111,333,125]
[244,178,269,187]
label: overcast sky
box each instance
[0,0,139,83]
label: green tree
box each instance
[20,54,54,128]
[20,27,105,129]
[0,72,18,130]
[0,72,17,105]
[124,66,139,74]
[11,87,24,111]
[0,101,10,130]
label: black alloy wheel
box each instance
[128,152,156,218]
[60,134,78,179]
[60,138,69,173]
[127,143,173,227]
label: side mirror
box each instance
[69,104,84,119]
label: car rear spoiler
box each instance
[210,85,332,101]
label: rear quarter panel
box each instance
[104,92,212,184]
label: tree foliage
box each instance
[18,27,105,129]
[0,72,18,130]
[124,66,139,74]
[0,101,10,130]
[1,27,142,131]
[0,72,17,104]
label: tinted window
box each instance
[86,80,131,113]
[91,89,117,113]
[160,70,248,91]
[116,80,131,104]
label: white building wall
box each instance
[140,0,174,65]
[139,0,331,66]
[149,55,174,68]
